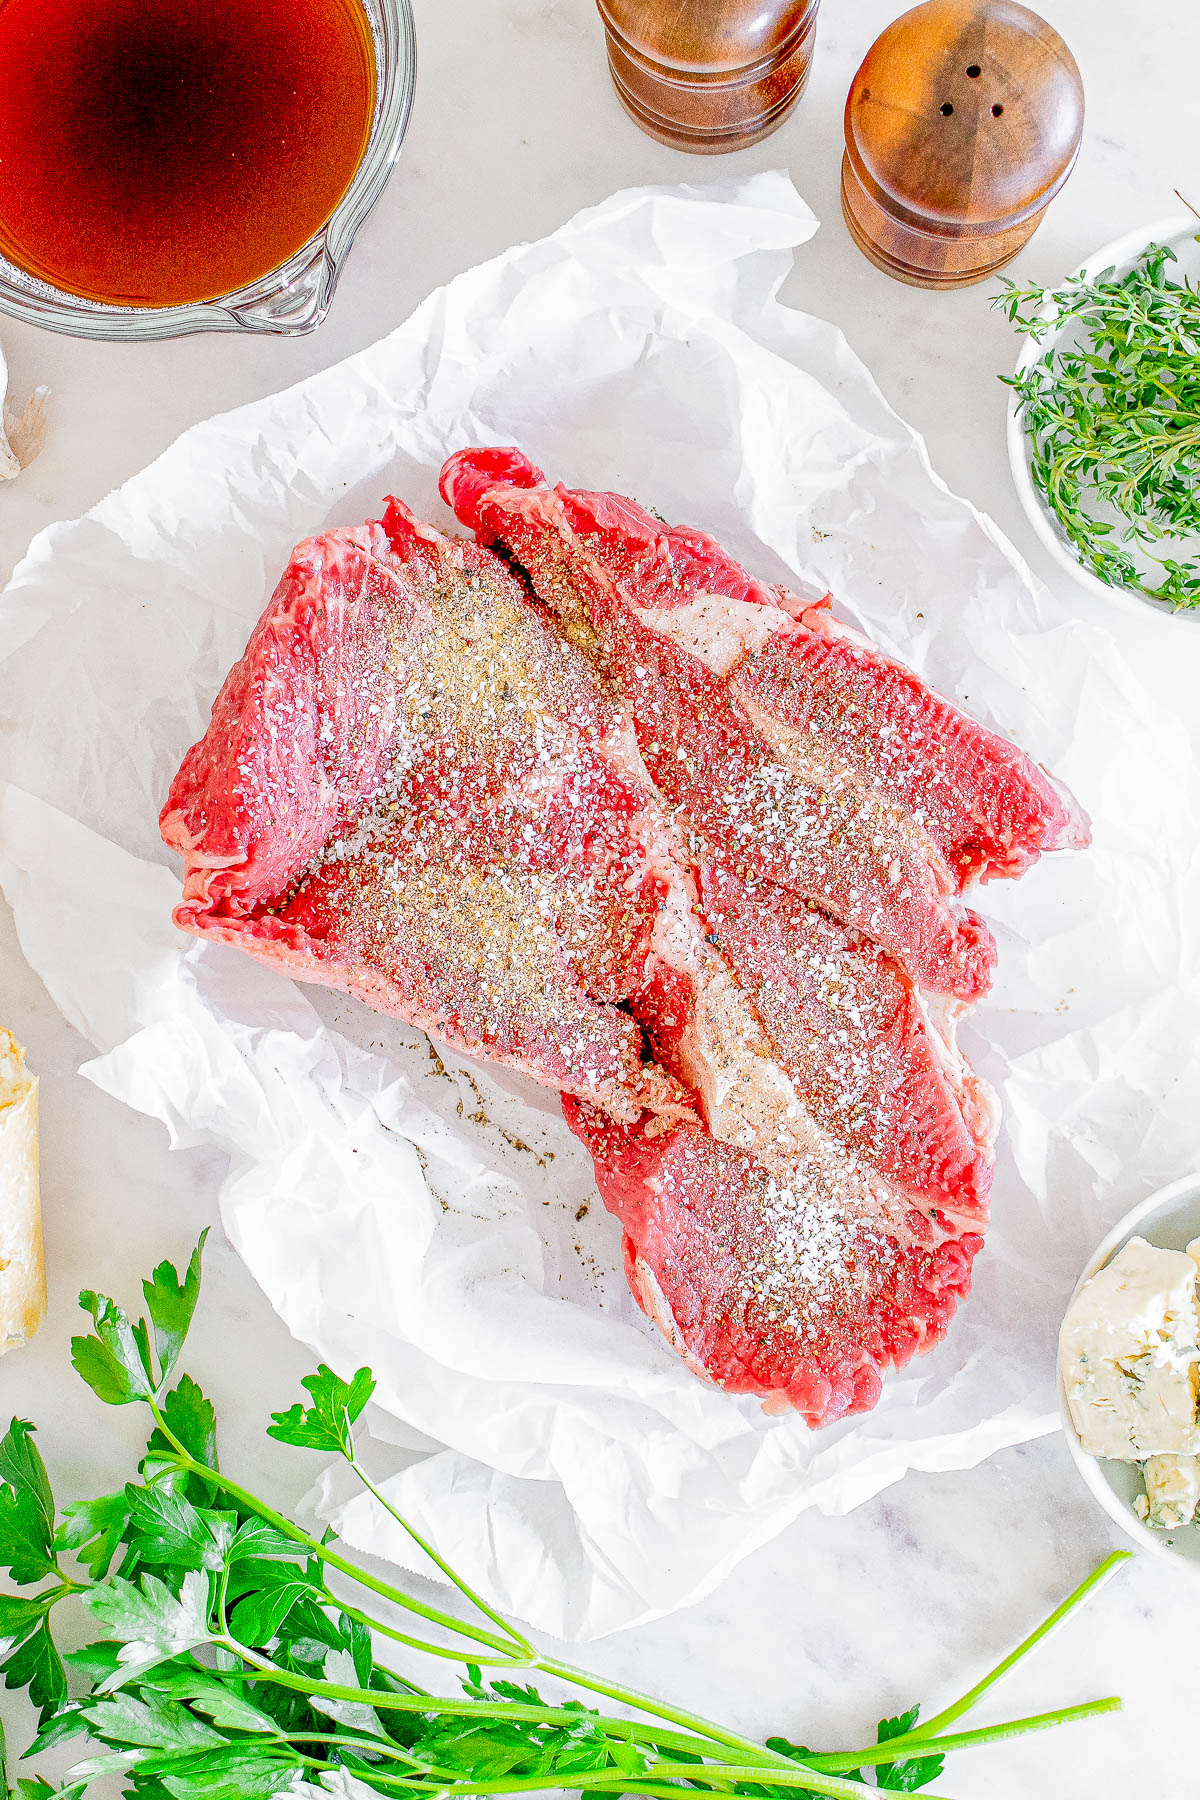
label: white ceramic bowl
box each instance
[1006,214,1200,614]
[1058,1171,1200,1566]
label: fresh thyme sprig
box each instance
[997,240,1200,609]
[0,1238,1127,1799]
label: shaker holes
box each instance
[940,101,954,115]
[966,64,981,75]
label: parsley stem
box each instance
[348,1456,532,1655]
[343,1447,789,1768]
[349,1784,744,1799]
[533,1654,798,1769]
[336,1596,533,1669]
[220,1640,808,1774]
[276,1731,733,1794]
[214,1556,232,1640]
[805,1698,1122,1772]
[278,1729,443,1771]
[151,1401,1120,1800]
[315,1763,956,1800]
[168,1401,806,1776]
[903,1552,1130,1743]
[147,1412,520,1656]
[618,1764,944,1798]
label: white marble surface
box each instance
[0,0,1197,1791]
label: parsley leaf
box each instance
[765,1737,812,1759]
[492,1680,543,1708]
[142,1235,207,1386]
[876,1757,946,1793]
[873,1707,945,1792]
[0,1422,57,1586]
[123,1484,231,1573]
[24,1701,91,1757]
[345,1611,374,1690]
[762,1736,830,1795]
[227,1518,305,1564]
[267,1366,376,1458]
[55,1493,132,1581]
[0,1421,53,1541]
[72,1292,157,1406]
[154,1745,303,1800]
[143,1375,220,1505]
[62,1641,123,1682]
[83,1569,214,1684]
[62,1746,150,1787]
[307,1647,385,1735]
[80,1690,226,1753]
[0,1613,67,1718]
[229,1569,322,1647]
[415,1714,552,1780]
[878,1708,921,1742]
[146,1666,284,1736]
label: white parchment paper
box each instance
[2,174,1198,1639]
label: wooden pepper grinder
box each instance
[841,0,1083,288]
[596,0,821,153]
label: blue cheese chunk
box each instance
[1061,1236,1200,1460]
[1135,1454,1200,1530]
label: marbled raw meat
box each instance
[163,493,992,1226]
[688,862,995,1227]
[564,1096,983,1426]
[161,498,694,1124]
[439,447,1088,1002]
[163,460,1089,1425]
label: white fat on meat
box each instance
[626,1252,712,1384]
[641,875,931,1252]
[912,986,1001,1155]
[635,592,793,676]
[646,873,810,1157]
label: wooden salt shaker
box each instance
[841,0,1083,288]
[596,0,821,153]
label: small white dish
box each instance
[1058,1171,1200,1566]
[1005,214,1200,615]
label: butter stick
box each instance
[0,1032,46,1350]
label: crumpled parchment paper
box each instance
[1,173,1198,1640]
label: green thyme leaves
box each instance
[998,241,1200,608]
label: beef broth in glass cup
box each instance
[0,0,415,339]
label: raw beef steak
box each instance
[688,862,996,1226]
[440,448,1088,1002]
[161,499,695,1124]
[564,1096,984,1426]
[162,462,1087,1426]
[621,859,992,1230]
[163,496,994,1227]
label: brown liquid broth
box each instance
[0,0,375,306]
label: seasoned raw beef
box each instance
[163,464,1087,1425]
[164,493,993,1221]
[161,499,695,1124]
[689,863,996,1226]
[564,1097,984,1426]
[440,448,1088,1002]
